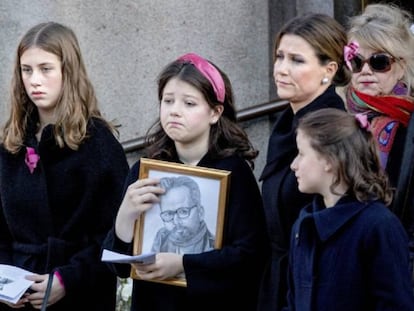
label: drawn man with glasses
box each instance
[151,176,215,254]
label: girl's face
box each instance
[273,34,333,113]
[160,77,222,152]
[20,47,62,121]
[290,130,333,197]
[350,45,404,96]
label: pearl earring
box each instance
[321,77,329,85]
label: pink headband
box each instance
[178,53,225,103]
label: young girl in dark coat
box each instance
[103,52,269,311]
[258,13,351,311]
[0,22,129,310]
[286,108,414,311]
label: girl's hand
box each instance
[133,253,184,281]
[1,293,29,308]
[115,178,165,242]
[25,273,65,309]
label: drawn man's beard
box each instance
[170,225,194,242]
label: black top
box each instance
[258,85,346,311]
[286,196,414,311]
[0,118,129,311]
[103,152,269,311]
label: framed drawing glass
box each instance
[131,158,230,287]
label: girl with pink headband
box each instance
[104,52,269,310]
[178,53,226,103]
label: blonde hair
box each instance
[2,22,115,153]
[347,3,414,94]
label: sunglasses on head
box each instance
[350,53,396,73]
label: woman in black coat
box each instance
[257,14,351,311]
[0,22,129,310]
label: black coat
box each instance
[103,153,269,311]
[257,86,345,311]
[286,196,414,311]
[0,119,129,311]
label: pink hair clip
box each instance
[344,41,359,71]
[178,53,225,103]
[25,147,40,174]
[355,113,370,131]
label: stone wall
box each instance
[0,0,340,179]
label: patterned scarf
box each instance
[346,82,414,168]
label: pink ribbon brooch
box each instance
[355,113,370,131]
[25,147,40,174]
[344,41,359,71]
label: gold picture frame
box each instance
[131,158,231,287]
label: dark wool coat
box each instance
[0,118,129,311]
[103,153,269,311]
[285,196,414,311]
[258,85,345,311]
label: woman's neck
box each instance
[36,112,56,141]
[290,85,329,114]
[176,141,208,166]
[36,123,48,142]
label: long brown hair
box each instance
[144,56,258,168]
[297,108,393,205]
[2,22,115,153]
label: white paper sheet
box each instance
[0,265,34,304]
[101,249,155,264]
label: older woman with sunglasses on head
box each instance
[344,6,414,273]
[344,4,414,191]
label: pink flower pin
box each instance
[25,147,40,174]
[344,41,359,71]
[355,113,370,131]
